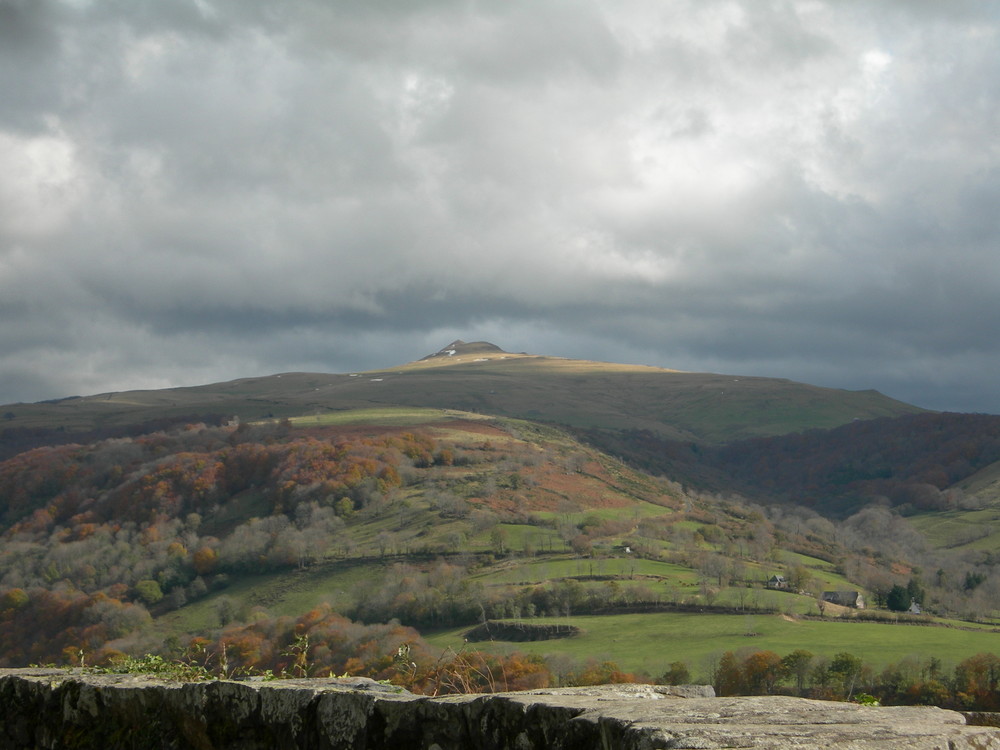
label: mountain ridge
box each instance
[0,341,924,446]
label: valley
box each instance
[2,341,1000,706]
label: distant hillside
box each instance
[0,341,923,451]
[905,459,1000,554]
[3,354,1000,696]
[1,408,814,667]
[581,412,1000,517]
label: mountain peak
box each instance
[420,340,508,361]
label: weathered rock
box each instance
[963,711,1000,727]
[1,668,999,749]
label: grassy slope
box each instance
[907,460,1000,551]
[4,399,991,679]
[959,460,1000,500]
[2,349,922,444]
[138,400,921,675]
[154,545,855,637]
[147,412,685,627]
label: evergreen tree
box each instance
[887,584,910,612]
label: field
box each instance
[907,501,1000,553]
[153,543,1000,685]
[426,612,1000,680]
[154,561,384,636]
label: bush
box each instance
[134,580,163,605]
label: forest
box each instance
[582,411,1000,516]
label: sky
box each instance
[1,0,999,414]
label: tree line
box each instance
[706,647,1000,711]
[22,593,1000,712]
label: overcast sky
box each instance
[1,0,998,413]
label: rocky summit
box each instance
[418,339,509,361]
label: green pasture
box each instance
[671,520,710,535]
[531,502,675,526]
[958,461,1000,498]
[463,523,566,554]
[425,612,1000,680]
[908,507,1000,551]
[471,556,699,586]
[155,560,387,637]
[776,550,836,571]
[771,551,855,590]
[287,407,468,427]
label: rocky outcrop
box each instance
[2,668,999,749]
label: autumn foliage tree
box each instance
[0,424,451,665]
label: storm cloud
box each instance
[1,0,998,412]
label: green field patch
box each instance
[909,508,1000,550]
[777,550,836,571]
[798,568,856,590]
[287,407,470,427]
[770,551,851,589]
[338,506,470,556]
[472,556,695,586]
[960,531,1000,552]
[957,461,1000,497]
[495,524,564,553]
[155,561,385,637]
[461,523,563,554]
[425,612,1000,679]
[531,503,673,526]
[255,562,386,615]
[710,587,809,614]
[671,520,705,533]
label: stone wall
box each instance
[2,668,1000,749]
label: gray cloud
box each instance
[1,0,999,414]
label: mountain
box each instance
[8,339,1000,521]
[1,341,923,448]
[3,341,1000,696]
